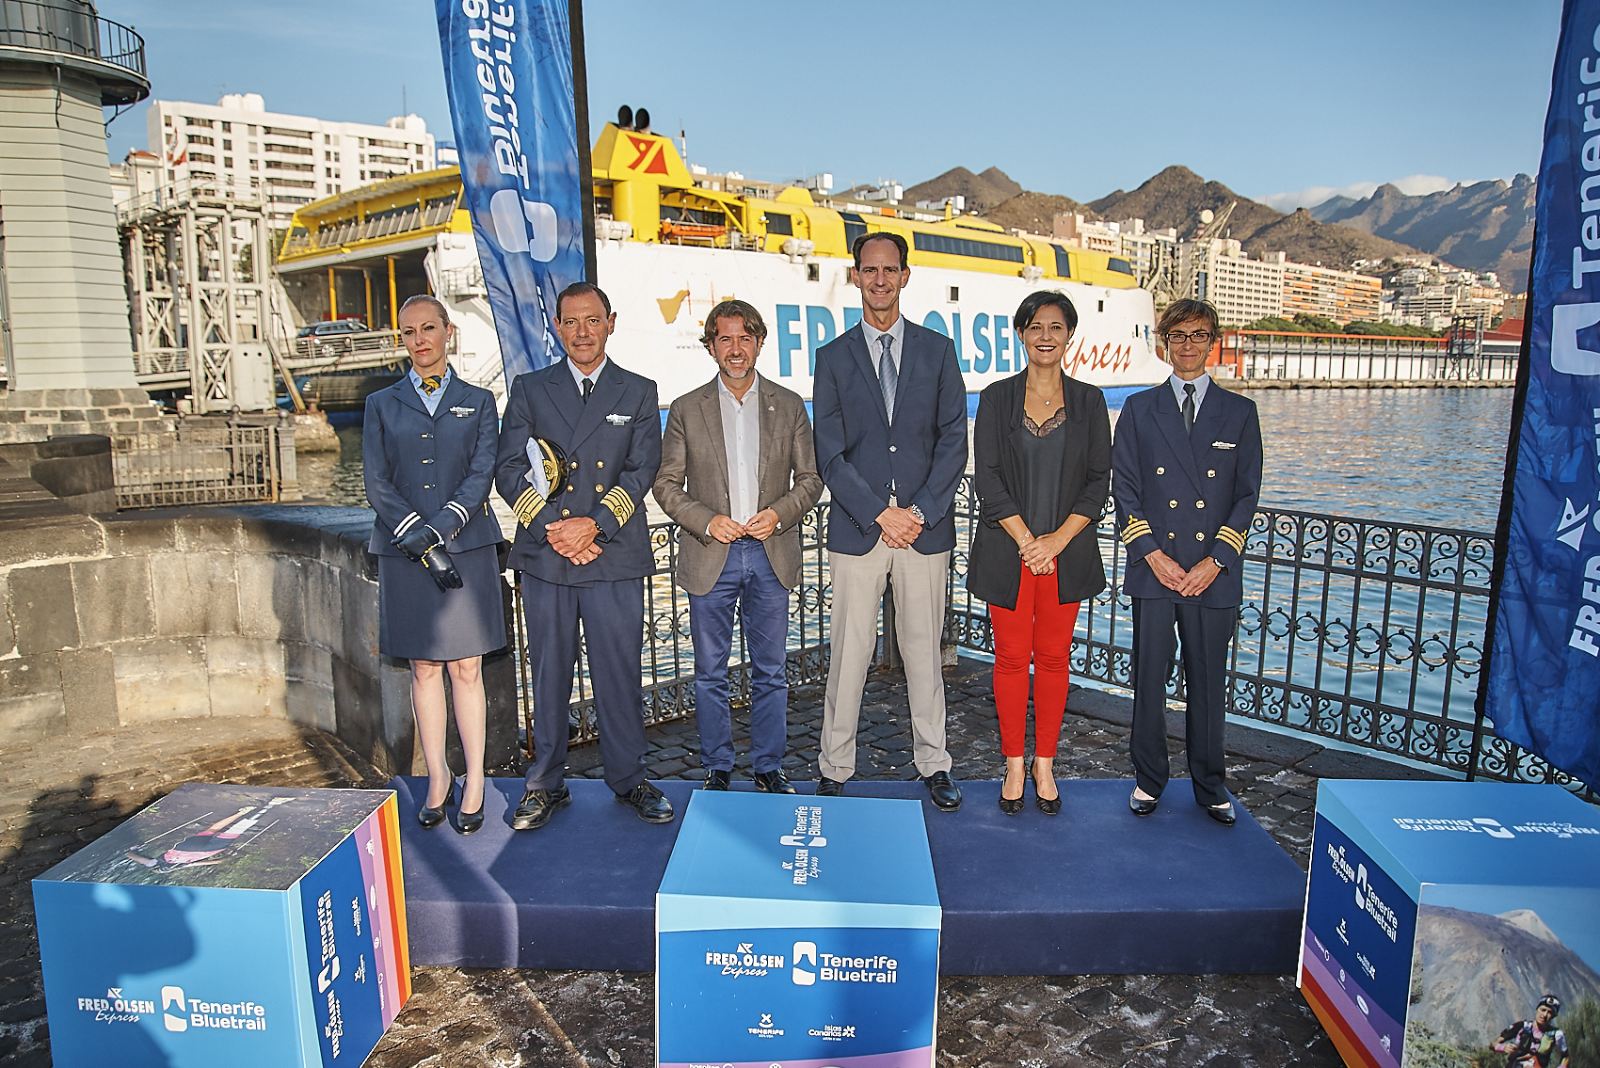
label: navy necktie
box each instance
[1182,383,1196,434]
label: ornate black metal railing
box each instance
[513,477,1593,798]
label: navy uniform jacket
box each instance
[811,321,968,556]
[1111,380,1262,608]
[363,375,501,556]
[493,358,660,584]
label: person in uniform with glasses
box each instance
[363,294,505,836]
[1112,298,1261,826]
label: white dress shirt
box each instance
[718,373,761,524]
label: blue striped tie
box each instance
[878,334,897,423]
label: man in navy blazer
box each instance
[812,232,969,810]
[494,281,672,831]
[1112,298,1262,826]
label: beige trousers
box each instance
[818,539,952,780]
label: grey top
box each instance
[1018,407,1069,538]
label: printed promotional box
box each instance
[1299,779,1600,1068]
[33,784,411,1067]
[657,791,941,1068]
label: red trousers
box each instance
[989,564,1081,758]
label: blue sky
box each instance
[109,0,1560,209]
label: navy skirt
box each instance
[378,543,507,660]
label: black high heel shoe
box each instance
[417,778,456,829]
[998,766,1024,815]
[455,782,484,835]
[1032,761,1061,816]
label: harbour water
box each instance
[300,387,1517,533]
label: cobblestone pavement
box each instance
[0,659,1428,1066]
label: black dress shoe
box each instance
[455,805,484,835]
[511,784,569,831]
[617,780,675,824]
[753,769,797,794]
[816,777,845,796]
[417,778,456,829]
[922,771,962,812]
[1205,801,1237,826]
[1128,790,1159,817]
[998,767,1024,815]
[702,770,731,791]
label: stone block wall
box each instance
[0,504,520,776]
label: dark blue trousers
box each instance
[522,573,648,795]
[688,538,790,774]
[1130,596,1238,807]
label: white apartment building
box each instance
[1282,262,1383,324]
[1190,239,1284,325]
[146,94,436,229]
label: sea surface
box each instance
[301,387,1516,533]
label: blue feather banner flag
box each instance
[1483,0,1600,786]
[434,0,587,383]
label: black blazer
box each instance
[968,370,1110,610]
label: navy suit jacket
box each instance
[811,321,968,555]
[494,357,661,584]
[1111,380,1262,607]
[362,374,501,556]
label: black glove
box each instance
[392,523,442,562]
[420,544,463,590]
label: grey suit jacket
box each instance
[653,374,823,596]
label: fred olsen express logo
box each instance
[75,987,154,1025]
[705,941,785,979]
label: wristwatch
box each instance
[1210,556,1227,571]
[908,504,926,524]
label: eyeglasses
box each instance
[1164,330,1215,346]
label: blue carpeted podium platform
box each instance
[393,776,1306,975]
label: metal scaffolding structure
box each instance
[120,181,279,412]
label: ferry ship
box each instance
[273,121,1168,409]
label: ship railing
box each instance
[111,424,281,508]
[511,476,1592,800]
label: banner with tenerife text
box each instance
[433,0,593,382]
[1483,0,1600,787]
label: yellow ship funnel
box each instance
[592,123,693,188]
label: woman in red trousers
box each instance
[969,290,1111,814]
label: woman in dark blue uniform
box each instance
[363,295,505,834]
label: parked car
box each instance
[296,319,368,340]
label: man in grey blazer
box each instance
[811,232,970,810]
[654,299,823,793]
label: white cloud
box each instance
[1258,174,1466,213]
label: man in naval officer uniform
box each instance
[1112,298,1261,826]
[494,281,673,830]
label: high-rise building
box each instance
[146,94,436,229]
[1282,262,1382,324]
[1189,239,1284,325]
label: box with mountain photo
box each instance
[1299,780,1600,1068]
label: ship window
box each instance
[1053,246,1073,279]
[807,263,820,282]
[766,212,793,236]
[948,286,959,302]
[841,212,866,253]
[1108,257,1134,275]
[912,232,1024,263]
